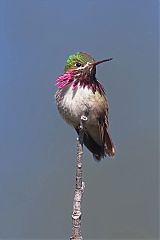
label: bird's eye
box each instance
[75,62,81,67]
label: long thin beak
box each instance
[93,57,113,66]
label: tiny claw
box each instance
[81,115,88,121]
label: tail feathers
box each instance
[75,128,115,161]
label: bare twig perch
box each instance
[70,115,87,240]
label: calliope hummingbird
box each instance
[55,52,115,160]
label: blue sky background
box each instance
[0,0,158,239]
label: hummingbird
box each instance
[55,52,115,160]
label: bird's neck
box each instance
[56,71,105,95]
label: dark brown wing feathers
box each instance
[98,116,115,157]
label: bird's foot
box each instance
[79,115,88,145]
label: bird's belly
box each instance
[56,85,106,127]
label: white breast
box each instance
[56,84,105,127]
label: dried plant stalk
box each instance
[70,116,87,240]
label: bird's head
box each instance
[56,52,112,91]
